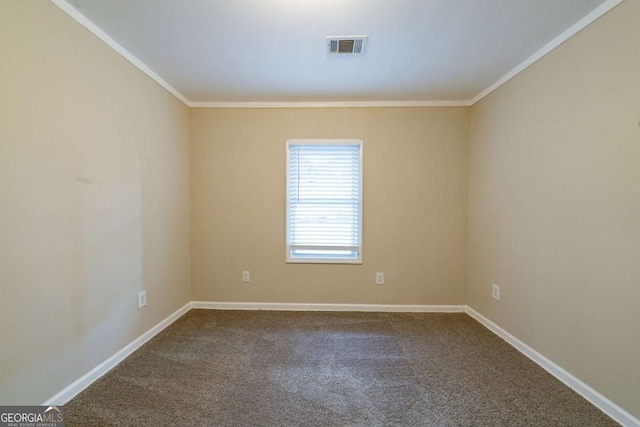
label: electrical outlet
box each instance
[375,272,384,285]
[242,271,250,283]
[492,284,500,301]
[137,290,147,309]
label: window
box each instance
[286,139,363,264]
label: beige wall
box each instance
[467,0,640,419]
[3,0,638,418]
[0,1,191,404]
[191,108,469,304]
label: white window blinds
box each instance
[286,140,363,263]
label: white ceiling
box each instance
[59,0,614,104]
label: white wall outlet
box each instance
[137,290,147,309]
[375,272,384,285]
[492,284,501,301]
[242,271,250,283]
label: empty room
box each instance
[1,0,638,425]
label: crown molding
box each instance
[51,0,624,109]
[189,100,471,108]
[469,0,625,105]
[49,0,190,106]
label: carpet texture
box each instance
[65,310,618,426]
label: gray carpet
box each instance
[65,310,618,426]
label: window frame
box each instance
[285,139,363,264]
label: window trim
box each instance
[285,139,363,264]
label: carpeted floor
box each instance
[65,310,618,426]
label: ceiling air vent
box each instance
[326,36,368,54]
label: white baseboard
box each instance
[191,301,465,312]
[465,306,639,427]
[43,302,193,405]
[41,301,459,405]
[42,300,637,427]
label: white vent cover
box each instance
[326,36,368,54]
